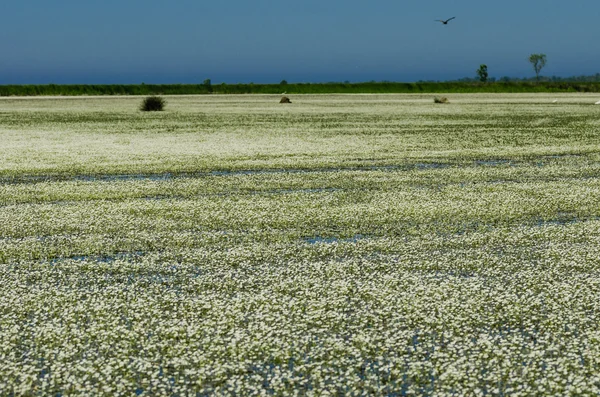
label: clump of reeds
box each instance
[140,96,166,111]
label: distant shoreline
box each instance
[1,81,600,96]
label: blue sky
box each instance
[2,0,599,84]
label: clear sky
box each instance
[2,0,599,84]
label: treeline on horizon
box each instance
[2,80,600,96]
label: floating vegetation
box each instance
[304,234,368,245]
[2,94,600,395]
[474,159,512,167]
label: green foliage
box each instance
[529,54,547,81]
[476,64,488,83]
[203,79,213,93]
[2,79,600,97]
[140,95,166,111]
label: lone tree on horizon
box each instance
[528,54,547,82]
[476,64,488,83]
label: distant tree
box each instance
[476,64,488,83]
[528,54,547,82]
[280,79,288,85]
[203,79,213,93]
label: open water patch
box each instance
[304,234,368,245]
[414,162,450,170]
[533,215,595,227]
[252,187,343,196]
[474,159,512,167]
[428,270,480,280]
[48,251,146,265]
[0,163,454,185]
[2,154,596,186]
[76,173,174,182]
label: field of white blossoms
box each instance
[1,93,600,395]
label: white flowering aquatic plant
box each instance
[1,94,600,395]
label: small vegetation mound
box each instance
[140,96,166,111]
[434,96,449,104]
[280,96,292,104]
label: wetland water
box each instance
[1,94,600,395]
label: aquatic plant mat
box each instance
[2,93,600,395]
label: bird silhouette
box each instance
[436,17,456,25]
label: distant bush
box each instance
[140,96,166,111]
[434,97,449,103]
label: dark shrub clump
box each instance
[140,96,166,111]
[434,97,449,104]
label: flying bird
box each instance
[436,17,456,25]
